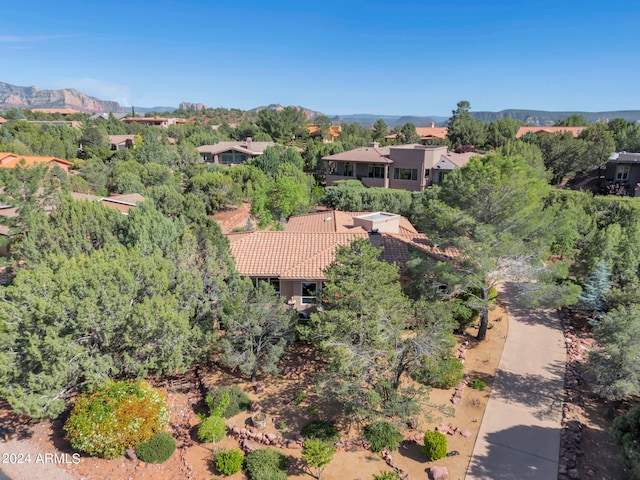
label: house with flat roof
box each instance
[107,134,176,150]
[227,210,452,311]
[323,143,476,191]
[197,138,276,165]
[122,116,187,128]
[604,152,640,195]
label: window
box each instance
[343,162,353,176]
[269,278,280,295]
[301,282,318,304]
[616,165,630,181]
[368,165,385,178]
[393,168,418,181]
[255,277,280,295]
[221,153,234,164]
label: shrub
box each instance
[206,385,251,418]
[363,421,404,452]
[468,379,487,390]
[611,405,640,479]
[373,472,401,480]
[198,415,227,443]
[412,355,465,389]
[302,438,335,478]
[214,448,244,476]
[301,420,340,443]
[244,448,288,480]
[64,380,169,458]
[422,430,447,460]
[135,432,176,463]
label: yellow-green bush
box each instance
[422,430,447,461]
[64,380,169,459]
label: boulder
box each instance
[429,465,449,480]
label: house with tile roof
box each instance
[323,143,476,191]
[0,152,73,173]
[197,138,277,165]
[227,210,452,311]
[515,126,585,138]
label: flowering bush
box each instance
[64,380,169,458]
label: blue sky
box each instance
[1,0,639,116]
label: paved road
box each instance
[466,282,566,480]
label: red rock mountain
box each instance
[0,82,121,113]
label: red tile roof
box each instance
[515,126,585,138]
[0,152,73,169]
[227,212,454,280]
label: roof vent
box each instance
[324,216,332,222]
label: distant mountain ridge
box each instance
[0,82,121,113]
[469,109,640,126]
[2,81,640,126]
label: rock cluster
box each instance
[227,424,304,450]
[380,447,410,480]
[558,313,591,480]
[435,423,469,436]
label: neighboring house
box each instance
[122,117,187,128]
[89,112,128,121]
[604,152,640,195]
[0,192,145,256]
[416,124,449,141]
[516,126,585,138]
[107,134,176,150]
[324,143,475,191]
[31,108,84,116]
[0,152,73,173]
[197,138,276,164]
[227,210,452,312]
[308,125,341,143]
[71,192,146,214]
[0,203,16,256]
[0,117,7,126]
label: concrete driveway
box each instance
[466,282,566,479]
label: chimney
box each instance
[368,229,383,248]
[370,141,380,148]
[430,121,435,128]
[246,137,253,151]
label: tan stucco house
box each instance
[226,210,451,312]
[324,143,475,191]
[197,138,277,165]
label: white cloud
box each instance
[0,35,73,42]
[53,78,133,106]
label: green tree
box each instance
[447,101,487,148]
[554,114,590,126]
[302,439,336,480]
[416,154,578,340]
[256,106,307,142]
[585,304,640,404]
[399,122,420,144]
[0,246,203,418]
[372,119,389,141]
[611,405,640,479]
[300,239,449,418]
[219,278,297,381]
[486,117,522,148]
[534,132,589,183]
